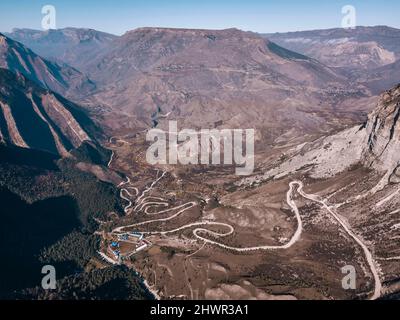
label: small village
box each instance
[99,231,152,264]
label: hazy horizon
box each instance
[1,0,399,35]
[3,24,400,37]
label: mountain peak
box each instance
[123,26,259,40]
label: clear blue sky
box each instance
[1,0,399,35]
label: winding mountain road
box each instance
[112,181,303,252]
[294,181,382,300]
[105,144,381,299]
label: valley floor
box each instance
[93,134,400,300]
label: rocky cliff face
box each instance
[0,33,95,98]
[363,84,400,174]
[0,68,95,156]
[248,83,400,184]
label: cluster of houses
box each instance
[109,231,151,260]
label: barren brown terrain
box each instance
[1,22,400,301]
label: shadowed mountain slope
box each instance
[0,68,99,156]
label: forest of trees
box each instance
[17,266,154,300]
[0,143,137,299]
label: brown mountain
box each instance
[251,83,400,185]
[265,26,400,70]
[0,68,97,156]
[0,33,95,98]
[5,28,117,70]
[83,27,367,142]
[363,84,400,174]
[265,26,400,95]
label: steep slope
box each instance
[249,84,400,183]
[84,27,364,141]
[265,26,400,96]
[0,68,97,156]
[362,85,400,173]
[5,28,117,70]
[0,33,95,98]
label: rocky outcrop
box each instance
[0,100,28,148]
[362,84,400,174]
[41,93,91,147]
[389,166,400,184]
[265,26,400,95]
[246,83,400,184]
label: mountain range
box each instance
[0,24,399,300]
[265,26,400,94]
[0,32,95,99]
[82,27,358,138]
[265,26,400,69]
[5,28,117,70]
